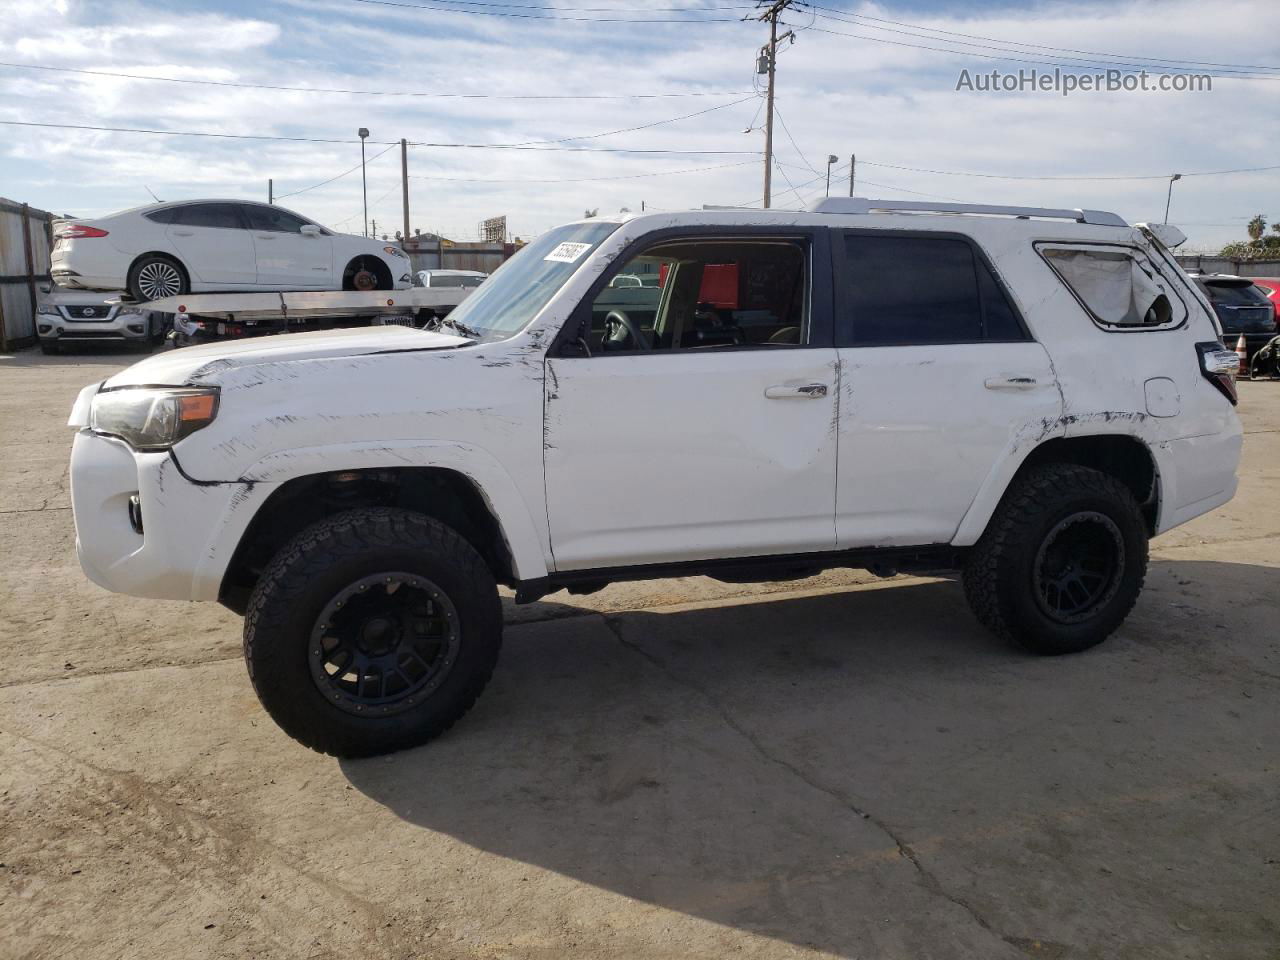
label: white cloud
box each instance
[0,0,1276,249]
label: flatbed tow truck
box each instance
[129,287,474,340]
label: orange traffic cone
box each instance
[1235,334,1248,376]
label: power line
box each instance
[498,94,759,146]
[0,60,753,100]
[854,159,1280,182]
[350,0,755,10]
[807,5,1280,75]
[274,143,398,200]
[408,158,757,183]
[349,0,746,23]
[0,119,759,154]
[792,19,1280,80]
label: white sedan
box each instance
[51,200,412,302]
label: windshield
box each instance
[441,221,620,339]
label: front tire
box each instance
[243,508,502,757]
[963,464,1148,655]
[127,254,188,303]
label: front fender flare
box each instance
[235,439,550,580]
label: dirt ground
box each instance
[1,343,1277,960]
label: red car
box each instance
[1251,277,1280,329]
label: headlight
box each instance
[383,245,407,259]
[118,307,145,317]
[37,303,59,316]
[90,387,219,450]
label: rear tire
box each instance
[244,508,502,757]
[127,254,188,303]
[963,464,1148,655]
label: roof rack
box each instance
[809,197,1128,227]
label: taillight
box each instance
[58,225,109,239]
[1196,341,1239,405]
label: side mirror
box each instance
[300,224,322,237]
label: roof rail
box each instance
[809,197,1128,227]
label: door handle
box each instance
[984,376,1039,391]
[764,383,828,399]
[172,230,194,237]
[255,234,276,240]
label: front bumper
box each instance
[69,431,277,601]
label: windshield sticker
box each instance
[544,241,593,264]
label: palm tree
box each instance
[1247,214,1266,240]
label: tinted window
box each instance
[144,207,181,224]
[843,235,997,344]
[244,205,311,233]
[171,203,245,230]
[1201,281,1270,306]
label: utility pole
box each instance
[372,219,378,240]
[849,153,856,197]
[756,0,794,209]
[401,139,410,243]
[268,179,273,204]
[358,127,370,237]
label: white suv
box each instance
[67,199,1244,757]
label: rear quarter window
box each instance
[1037,243,1188,330]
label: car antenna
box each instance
[144,185,163,203]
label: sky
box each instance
[0,0,1277,251]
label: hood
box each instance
[103,325,470,388]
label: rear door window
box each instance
[1037,243,1188,329]
[837,233,1027,345]
[171,203,246,230]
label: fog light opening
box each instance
[127,494,144,535]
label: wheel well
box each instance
[342,255,393,290]
[129,251,188,282]
[1016,435,1159,533]
[219,467,515,613]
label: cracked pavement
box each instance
[2,346,1278,959]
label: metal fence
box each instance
[0,198,56,351]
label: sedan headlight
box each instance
[383,245,407,259]
[90,387,219,450]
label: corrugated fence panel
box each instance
[0,198,56,347]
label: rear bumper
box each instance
[1153,420,1244,534]
[70,431,277,601]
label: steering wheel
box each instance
[602,309,650,351]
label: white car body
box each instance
[51,200,411,297]
[69,200,1241,607]
[36,286,159,351]
[414,269,488,289]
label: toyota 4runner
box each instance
[67,199,1244,757]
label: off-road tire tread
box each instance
[243,508,501,757]
[963,463,1147,655]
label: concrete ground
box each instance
[1,343,1277,960]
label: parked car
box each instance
[51,200,412,302]
[67,199,1242,757]
[35,285,161,355]
[1248,277,1280,327]
[414,269,487,289]
[1190,274,1277,357]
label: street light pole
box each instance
[1164,173,1182,225]
[825,154,837,197]
[358,127,370,237]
